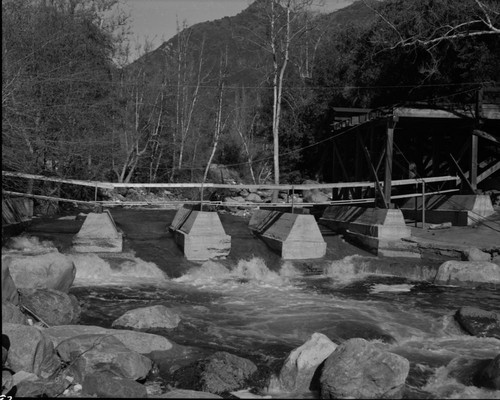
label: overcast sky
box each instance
[121,0,355,60]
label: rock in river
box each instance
[320,338,409,399]
[434,261,500,287]
[454,306,500,339]
[278,332,337,393]
[112,304,180,330]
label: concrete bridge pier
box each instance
[320,206,420,258]
[249,210,326,259]
[72,210,123,252]
[400,194,495,226]
[169,205,231,261]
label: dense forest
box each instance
[2,0,499,200]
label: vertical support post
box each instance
[200,182,204,212]
[331,139,337,200]
[384,116,397,208]
[421,181,426,228]
[355,130,362,198]
[291,186,295,214]
[414,192,418,228]
[94,183,98,203]
[432,131,440,177]
[470,133,478,191]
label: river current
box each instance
[13,208,500,398]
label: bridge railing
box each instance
[2,171,460,208]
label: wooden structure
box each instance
[326,87,500,207]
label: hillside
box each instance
[127,0,378,87]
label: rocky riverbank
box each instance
[2,238,500,398]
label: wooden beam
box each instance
[470,133,478,190]
[449,154,475,194]
[333,142,350,182]
[355,130,363,197]
[362,146,387,208]
[477,160,500,184]
[473,129,500,146]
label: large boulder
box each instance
[42,324,174,354]
[3,253,76,292]
[1,262,19,304]
[2,323,61,378]
[13,375,71,398]
[320,338,409,399]
[278,332,337,393]
[446,355,499,390]
[476,354,500,390]
[246,193,263,203]
[434,261,500,287]
[19,289,81,326]
[82,371,148,398]
[112,305,180,330]
[2,302,27,325]
[454,306,500,339]
[173,351,259,394]
[55,334,153,382]
[302,180,330,204]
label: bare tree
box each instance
[245,0,315,199]
[365,0,500,49]
[111,67,165,183]
[203,50,229,183]
[164,22,210,181]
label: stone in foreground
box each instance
[277,332,337,393]
[172,351,258,395]
[72,210,123,252]
[249,210,326,259]
[169,205,231,260]
[320,338,409,399]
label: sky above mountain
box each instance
[122,0,355,61]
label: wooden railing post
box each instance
[421,181,426,228]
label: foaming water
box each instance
[370,283,414,293]
[174,257,301,289]
[3,234,58,254]
[68,253,168,286]
[322,255,372,285]
[422,366,500,399]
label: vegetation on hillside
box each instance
[2,0,499,201]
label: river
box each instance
[17,208,500,398]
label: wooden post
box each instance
[414,192,418,228]
[384,117,397,208]
[200,182,204,211]
[291,186,295,214]
[470,133,478,191]
[421,181,426,228]
[355,130,363,198]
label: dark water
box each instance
[12,208,500,398]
